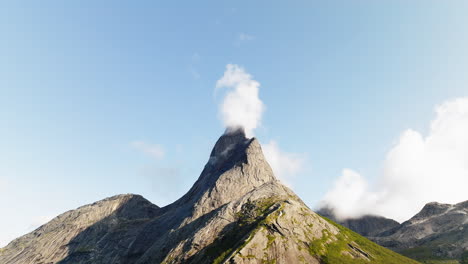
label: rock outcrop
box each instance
[318,200,468,263]
[372,200,468,262]
[0,194,160,264]
[0,129,419,264]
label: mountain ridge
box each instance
[319,200,468,263]
[0,129,419,264]
[316,207,400,237]
[375,199,468,263]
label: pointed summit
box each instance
[409,202,452,222]
[166,128,276,217]
[0,131,420,264]
[371,199,468,263]
[210,126,248,158]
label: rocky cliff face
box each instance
[0,194,160,264]
[372,200,468,262]
[319,200,468,263]
[0,129,419,264]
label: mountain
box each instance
[0,194,160,264]
[0,129,419,264]
[373,200,468,263]
[316,207,400,237]
[318,201,468,264]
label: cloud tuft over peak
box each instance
[216,64,264,137]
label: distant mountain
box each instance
[319,201,468,264]
[0,129,419,264]
[316,207,400,237]
[374,200,468,263]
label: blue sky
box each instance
[1,1,468,246]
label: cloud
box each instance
[320,97,468,222]
[216,64,264,137]
[215,64,304,185]
[262,140,305,187]
[131,141,165,160]
[320,169,378,220]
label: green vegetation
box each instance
[413,251,468,264]
[235,197,280,225]
[261,257,277,264]
[265,233,276,250]
[400,246,458,263]
[213,250,232,264]
[201,196,284,264]
[72,245,94,254]
[309,217,421,264]
[462,251,468,264]
[419,260,459,264]
[398,226,468,264]
[198,199,421,264]
[399,242,467,263]
[307,229,331,256]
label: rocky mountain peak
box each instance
[370,199,468,262]
[165,128,276,218]
[0,131,420,264]
[210,126,248,158]
[456,200,468,209]
[409,201,452,222]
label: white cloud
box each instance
[262,140,305,187]
[320,169,378,220]
[216,64,264,137]
[320,97,468,222]
[131,141,165,160]
[215,64,304,184]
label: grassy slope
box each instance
[199,196,422,264]
[316,217,421,264]
[400,247,468,264]
[400,247,460,264]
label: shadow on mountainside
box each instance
[56,195,160,263]
[56,195,231,264]
[57,134,253,263]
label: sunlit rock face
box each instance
[0,130,419,264]
[319,199,468,263]
[371,200,468,262]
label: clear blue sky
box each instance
[1,1,467,246]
